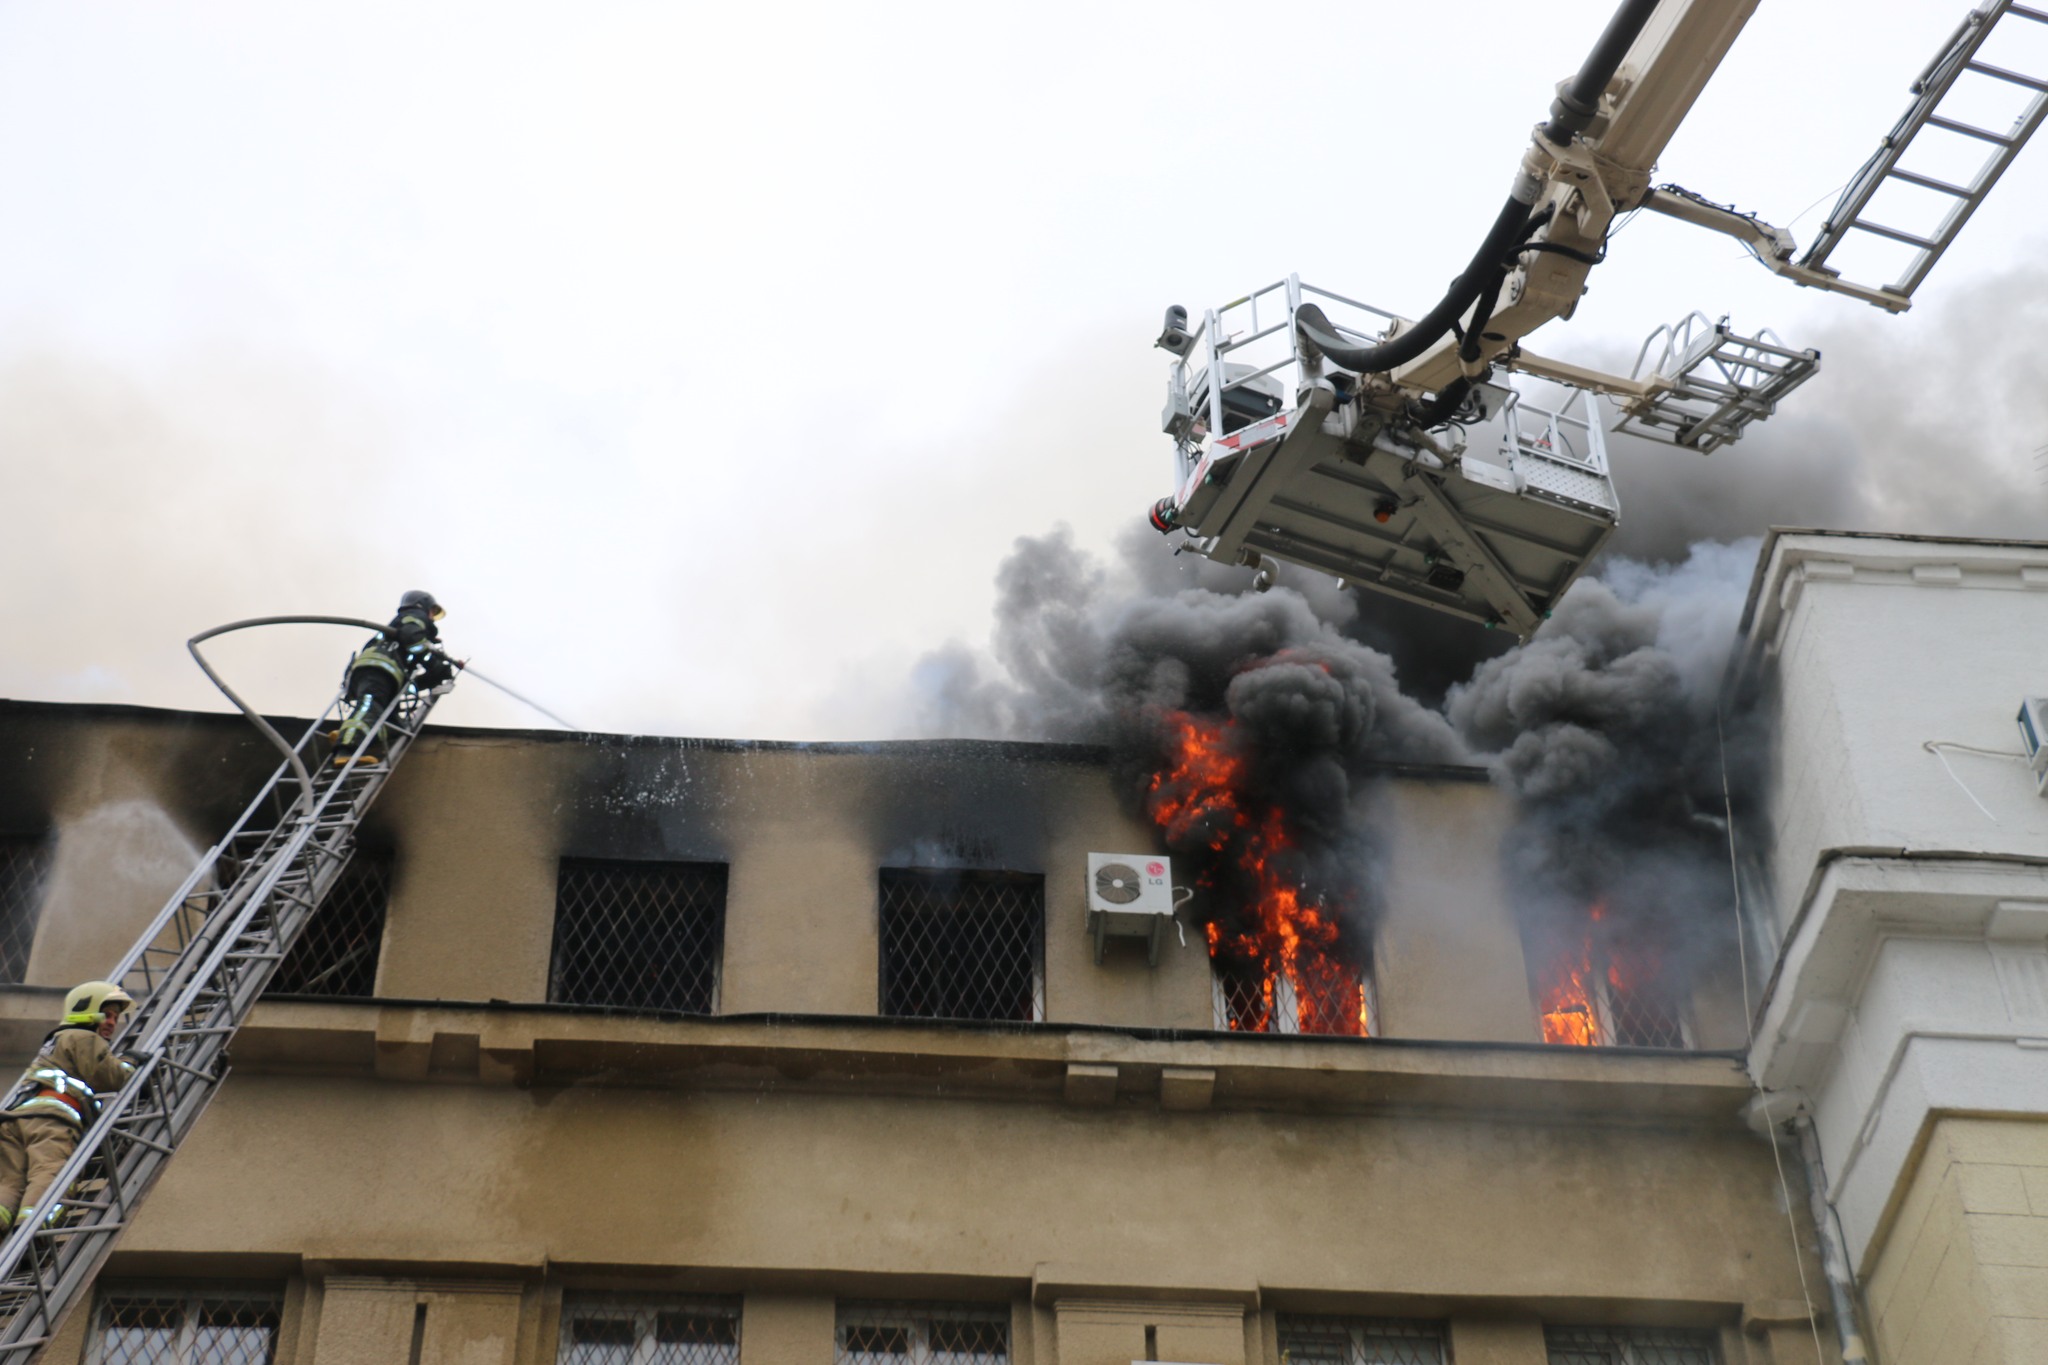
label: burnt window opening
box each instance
[1536,938,1694,1051]
[836,1302,1009,1365]
[1545,1326,1719,1365]
[0,834,51,986]
[86,1286,283,1365]
[1278,1314,1447,1365]
[877,869,1043,1023]
[550,859,727,1014]
[265,851,392,998]
[556,1294,741,1365]
[1212,953,1378,1037]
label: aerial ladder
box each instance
[0,618,454,1361]
[1148,0,2048,636]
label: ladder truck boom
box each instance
[1148,0,2048,635]
[0,620,454,1361]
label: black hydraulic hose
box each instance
[1296,0,1663,378]
[1296,199,1546,374]
[1541,0,1665,144]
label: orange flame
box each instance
[1152,711,1367,1037]
[1539,901,1604,1047]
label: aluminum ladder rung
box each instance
[1966,57,2048,92]
[1927,112,2021,145]
[1885,166,1976,196]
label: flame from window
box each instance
[1539,902,1605,1047]
[1150,711,1368,1036]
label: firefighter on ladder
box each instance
[332,590,457,768]
[0,982,135,1232]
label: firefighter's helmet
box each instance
[399,590,445,621]
[62,981,134,1028]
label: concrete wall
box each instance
[0,701,1749,1046]
[0,701,1811,1365]
[1866,1118,2048,1365]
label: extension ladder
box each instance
[0,675,447,1360]
[1801,0,2048,304]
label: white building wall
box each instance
[1741,532,2048,1269]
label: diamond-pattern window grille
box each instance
[85,1288,282,1365]
[550,859,727,1014]
[1212,956,1377,1036]
[556,1294,741,1365]
[836,1302,1010,1365]
[877,870,1043,1023]
[0,834,52,986]
[1545,1325,1719,1365]
[1279,1315,1446,1365]
[1536,940,1692,1051]
[265,852,392,998]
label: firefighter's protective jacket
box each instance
[346,606,455,692]
[4,1027,133,1130]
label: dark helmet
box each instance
[399,590,445,621]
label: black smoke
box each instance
[911,524,1464,960]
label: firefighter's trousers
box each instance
[0,1115,79,1227]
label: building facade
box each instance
[1741,530,2048,1365]
[0,664,1830,1363]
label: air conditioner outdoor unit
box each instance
[1086,852,1176,966]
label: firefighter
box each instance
[332,590,456,767]
[0,981,135,1232]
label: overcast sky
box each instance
[4,1,2044,740]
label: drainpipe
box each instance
[1794,1114,1873,1364]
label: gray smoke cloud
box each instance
[1443,542,1758,1023]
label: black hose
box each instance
[1296,199,1546,374]
[1541,0,1665,145]
[1295,0,1663,379]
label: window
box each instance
[85,1288,281,1365]
[1212,957,1378,1036]
[836,1303,1009,1365]
[1536,939,1693,1050]
[877,870,1043,1022]
[265,852,392,998]
[1278,1315,1445,1365]
[556,1295,740,1365]
[1545,1326,1718,1365]
[550,859,727,1013]
[0,834,51,985]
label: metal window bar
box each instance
[548,860,727,1014]
[1211,954,1377,1037]
[264,852,392,998]
[1545,1325,1719,1365]
[0,674,448,1361]
[0,836,51,987]
[1801,0,2048,300]
[835,1303,1009,1365]
[84,1287,283,1365]
[1278,1314,1448,1365]
[877,870,1043,1023]
[555,1294,741,1365]
[1537,942,1693,1052]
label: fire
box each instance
[1539,902,1604,1047]
[1151,711,1368,1037]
